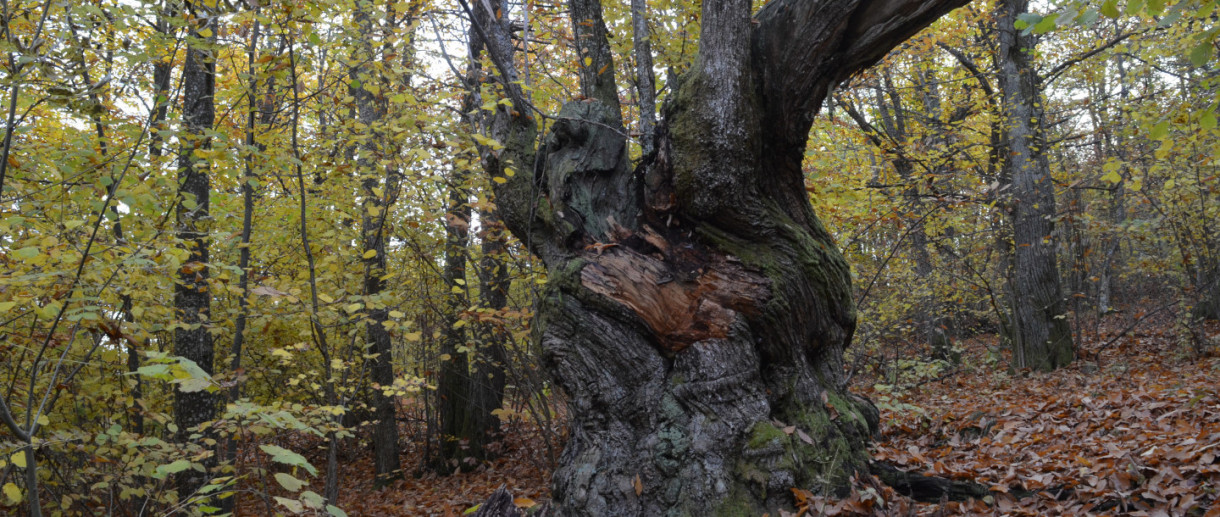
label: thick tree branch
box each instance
[753,0,969,148]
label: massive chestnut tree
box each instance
[468,0,968,514]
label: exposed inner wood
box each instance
[580,240,769,353]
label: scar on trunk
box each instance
[580,228,770,353]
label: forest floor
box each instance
[280,315,1220,516]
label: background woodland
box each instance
[0,0,1218,514]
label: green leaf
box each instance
[1150,121,1170,140]
[1100,0,1120,18]
[1147,0,1165,15]
[154,459,192,479]
[1034,16,1058,34]
[1202,111,1217,130]
[13,247,39,260]
[1077,8,1099,25]
[327,505,349,517]
[1015,13,1041,30]
[259,444,317,475]
[1101,170,1122,184]
[176,376,213,393]
[274,496,305,513]
[1190,41,1213,67]
[301,491,325,509]
[135,364,172,378]
[274,472,307,492]
[1126,0,1145,15]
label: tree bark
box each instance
[149,2,175,159]
[173,3,218,498]
[996,0,1074,371]
[631,0,657,156]
[348,0,404,485]
[434,177,473,470]
[464,208,511,461]
[476,0,966,513]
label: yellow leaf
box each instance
[318,293,334,304]
[0,301,15,313]
[583,57,592,66]
[1164,179,1175,189]
[513,497,537,509]
[198,28,214,38]
[362,249,378,259]
[36,415,48,427]
[493,177,507,184]
[3,482,20,504]
[11,452,27,469]
[388,310,405,319]
[1100,171,1122,184]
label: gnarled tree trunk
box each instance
[473,0,967,514]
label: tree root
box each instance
[868,461,992,503]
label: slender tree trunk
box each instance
[347,0,404,485]
[433,0,517,469]
[996,0,1074,371]
[631,0,657,156]
[150,3,175,159]
[464,208,511,461]
[173,3,218,498]
[474,0,966,513]
[434,179,472,471]
[214,18,262,515]
[1097,55,1128,315]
